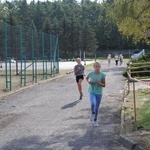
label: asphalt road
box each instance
[0,60,128,150]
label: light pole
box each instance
[0,61,2,68]
[80,51,82,59]
[0,56,2,68]
[84,51,86,65]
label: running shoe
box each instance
[94,120,99,127]
[79,93,83,100]
[90,113,95,121]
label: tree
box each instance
[80,20,98,56]
[0,0,149,60]
[108,0,150,45]
[16,0,31,27]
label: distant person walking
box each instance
[107,54,111,66]
[86,61,106,127]
[74,58,85,100]
[119,54,124,66]
[114,53,119,66]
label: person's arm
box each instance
[96,78,106,87]
[86,76,89,83]
[82,70,85,76]
[82,66,85,76]
[74,66,80,75]
[86,75,94,84]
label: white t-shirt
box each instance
[114,55,119,60]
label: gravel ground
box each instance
[0,60,128,150]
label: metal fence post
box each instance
[4,23,12,91]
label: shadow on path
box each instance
[1,106,123,150]
[61,100,80,110]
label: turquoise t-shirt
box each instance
[87,72,106,94]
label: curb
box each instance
[119,135,145,150]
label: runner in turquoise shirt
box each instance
[86,61,106,127]
[88,71,105,94]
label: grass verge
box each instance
[123,87,150,149]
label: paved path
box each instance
[0,60,128,150]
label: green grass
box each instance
[137,101,150,127]
[124,88,150,131]
[85,62,94,68]
[122,88,150,149]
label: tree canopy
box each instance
[0,0,149,58]
[108,0,150,45]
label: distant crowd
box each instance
[107,53,124,66]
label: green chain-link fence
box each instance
[0,22,59,93]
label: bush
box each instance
[133,52,150,63]
[123,52,150,78]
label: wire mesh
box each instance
[0,22,59,93]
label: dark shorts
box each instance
[76,75,84,83]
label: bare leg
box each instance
[77,79,83,93]
[77,79,83,99]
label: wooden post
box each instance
[133,80,137,122]
[128,79,130,92]
[127,61,131,92]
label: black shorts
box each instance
[76,75,84,83]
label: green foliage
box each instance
[133,53,150,62]
[108,0,150,45]
[123,53,150,78]
[122,69,128,78]
[132,64,150,77]
[0,0,149,59]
